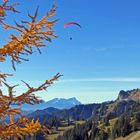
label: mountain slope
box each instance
[53,103,101,120]
[106,89,140,116]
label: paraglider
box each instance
[64,22,81,28]
[64,22,81,40]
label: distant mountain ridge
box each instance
[26,88,140,122]
[27,107,60,121]
[53,103,101,120]
[19,97,81,111]
[27,103,102,122]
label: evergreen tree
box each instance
[90,124,99,140]
[121,117,131,137]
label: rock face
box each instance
[117,89,140,101]
[118,90,129,100]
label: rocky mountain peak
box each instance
[118,90,129,100]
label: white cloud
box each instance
[57,77,140,83]
[84,45,140,52]
[6,77,140,85]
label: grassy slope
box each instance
[46,121,85,140]
[116,131,140,140]
[98,118,140,140]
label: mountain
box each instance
[27,88,140,123]
[43,97,81,109]
[26,88,140,140]
[105,88,140,116]
[55,89,140,140]
[20,97,81,111]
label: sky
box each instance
[1,0,140,104]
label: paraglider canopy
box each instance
[64,22,81,28]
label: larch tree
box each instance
[0,0,61,139]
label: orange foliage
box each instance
[0,1,58,70]
[0,0,61,139]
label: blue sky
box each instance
[1,0,140,103]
